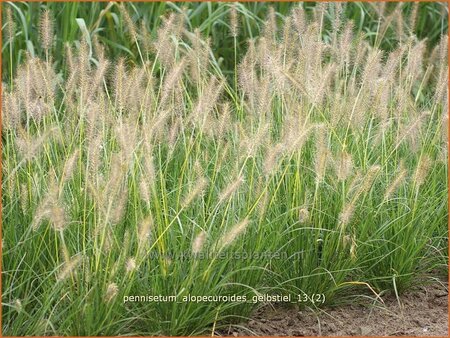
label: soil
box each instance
[219,280,448,336]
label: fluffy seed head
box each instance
[16,127,58,162]
[263,7,277,42]
[394,6,404,42]
[20,184,29,213]
[339,203,356,229]
[191,76,223,128]
[216,102,232,139]
[357,165,381,197]
[113,58,127,112]
[383,164,407,201]
[143,155,156,184]
[413,155,432,188]
[160,59,186,107]
[240,123,270,158]
[409,2,419,33]
[218,176,244,204]
[110,189,128,225]
[192,231,207,254]
[2,91,21,131]
[138,216,153,244]
[335,151,353,182]
[153,12,184,67]
[339,165,380,229]
[125,257,137,273]
[49,205,67,232]
[263,143,285,177]
[40,9,53,51]
[218,218,249,250]
[31,182,68,232]
[5,7,15,42]
[57,254,83,282]
[139,179,151,205]
[229,4,239,37]
[314,124,329,183]
[116,120,138,164]
[13,299,22,313]
[119,4,137,42]
[292,6,306,35]
[298,208,309,224]
[61,150,80,184]
[182,177,208,208]
[105,283,119,303]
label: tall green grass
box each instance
[2,2,448,336]
[2,1,448,80]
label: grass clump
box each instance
[2,2,448,336]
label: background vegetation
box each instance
[2,1,448,80]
